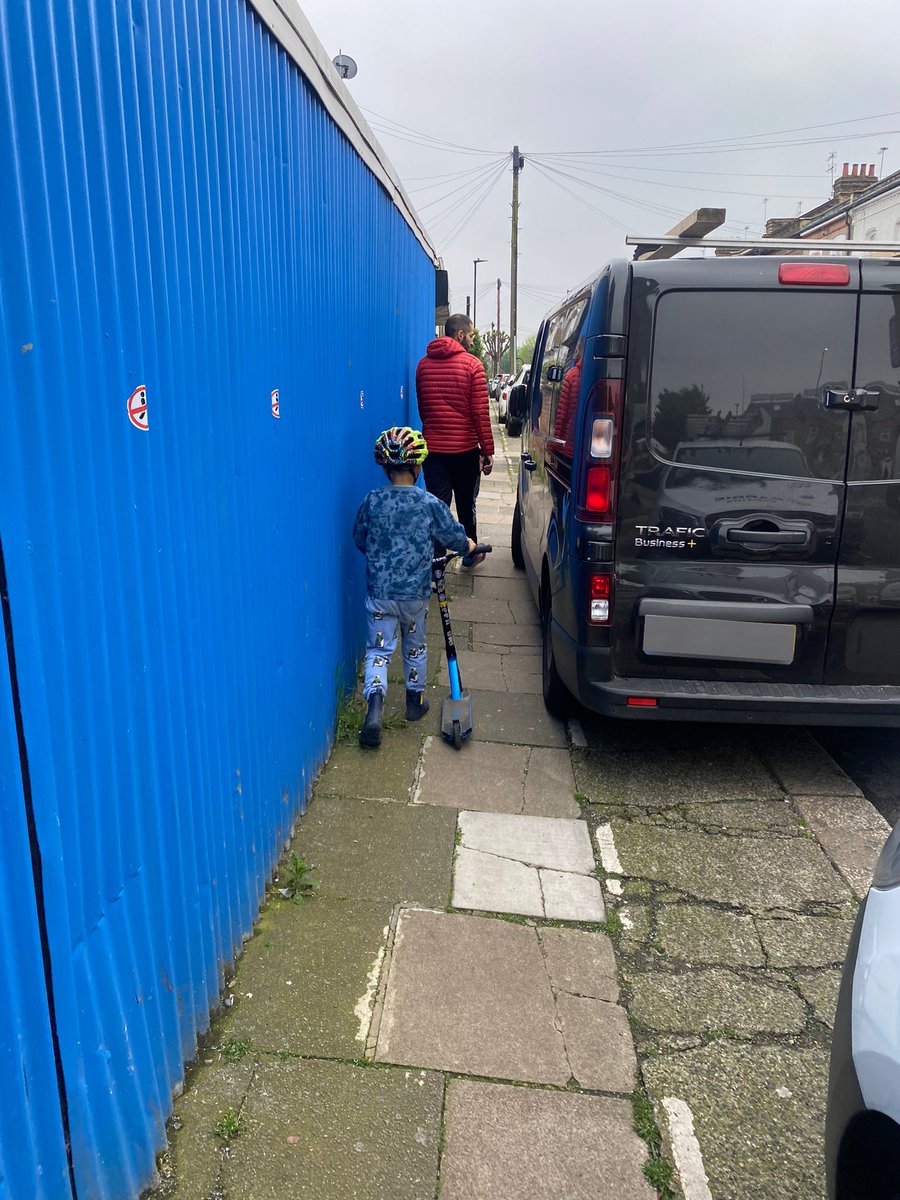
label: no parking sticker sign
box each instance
[127,385,148,430]
[271,389,280,418]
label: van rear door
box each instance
[826,260,900,686]
[613,260,859,684]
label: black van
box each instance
[509,255,900,724]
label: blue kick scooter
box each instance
[432,544,492,749]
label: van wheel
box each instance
[541,589,571,718]
[511,499,525,570]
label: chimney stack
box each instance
[832,161,876,204]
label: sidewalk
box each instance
[155,414,890,1200]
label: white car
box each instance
[498,366,529,430]
[826,820,900,1197]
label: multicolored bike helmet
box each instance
[373,426,429,467]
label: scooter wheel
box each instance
[452,719,463,750]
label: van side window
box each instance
[533,313,566,437]
[648,290,855,481]
[551,300,592,458]
[848,294,900,481]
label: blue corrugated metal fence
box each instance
[0,0,434,1195]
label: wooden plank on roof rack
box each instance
[633,208,727,260]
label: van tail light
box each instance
[576,379,624,522]
[778,262,850,286]
[627,696,657,708]
[589,573,612,624]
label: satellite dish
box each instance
[332,53,358,80]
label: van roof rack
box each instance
[627,235,900,258]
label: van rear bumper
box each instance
[582,675,900,726]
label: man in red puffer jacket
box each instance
[415,313,495,566]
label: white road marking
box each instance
[568,718,587,748]
[595,823,624,875]
[606,878,624,896]
[662,1096,713,1200]
[354,929,388,1044]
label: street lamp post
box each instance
[472,258,486,329]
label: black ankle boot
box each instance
[359,691,384,748]
[405,689,430,721]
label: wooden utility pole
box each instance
[509,147,523,373]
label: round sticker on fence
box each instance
[127,385,148,431]
[271,389,280,419]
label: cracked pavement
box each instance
[156,413,890,1200]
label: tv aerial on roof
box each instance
[332,52,358,80]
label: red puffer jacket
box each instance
[415,337,494,456]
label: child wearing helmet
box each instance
[352,427,475,748]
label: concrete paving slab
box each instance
[453,847,544,917]
[441,597,513,624]
[644,1042,828,1200]
[540,869,606,921]
[611,821,851,909]
[458,810,595,873]
[793,793,890,900]
[500,658,542,694]
[523,747,579,817]
[628,968,807,1036]
[316,732,423,802]
[465,690,567,748]
[462,547,521,579]
[539,926,619,1001]
[224,1059,443,1200]
[472,621,542,648]
[752,728,863,797]
[439,1080,654,1200]
[217,898,391,1057]
[656,905,765,967]
[437,648,506,691]
[756,914,855,968]
[573,747,783,807]
[508,595,539,624]
[796,969,841,1028]
[680,799,801,832]
[164,1060,254,1199]
[473,574,532,602]
[293,795,455,907]
[415,737,529,812]
[375,909,570,1085]
[556,993,636,1091]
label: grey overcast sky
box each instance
[299,0,900,337]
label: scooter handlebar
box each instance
[432,543,493,568]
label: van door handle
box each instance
[521,453,537,472]
[726,528,808,546]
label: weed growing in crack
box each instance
[335,692,407,743]
[633,1092,675,1199]
[277,853,319,901]
[219,1038,250,1063]
[213,1108,244,1141]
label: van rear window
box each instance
[649,290,855,480]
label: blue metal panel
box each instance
[0,0,434,1195]
[0,561,72,1200]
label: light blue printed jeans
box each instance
[363,596,429,699]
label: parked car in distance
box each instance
[826,819,900,1199]
[508,253,900,725]
[499,366,529,434]
[492,372,511,403]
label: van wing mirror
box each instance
[508,383,527,420]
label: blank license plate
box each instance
[642,614,796,666]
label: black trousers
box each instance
[423,448,481,549]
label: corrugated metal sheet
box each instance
[0,551,73,1199]
[0,0,434,1195]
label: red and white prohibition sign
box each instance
[271,389,280,419]
[127,385,148,431]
